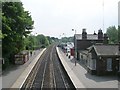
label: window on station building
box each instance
[89,59,96,70]
[87,53,91,68]
[107,58,112,71]
[87,53,96,70]
[92,59,96,70]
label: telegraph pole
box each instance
[102,0,104,32]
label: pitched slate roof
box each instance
[90,44,120,56]
[79,50,88,55]
[75,34,98,40]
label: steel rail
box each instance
[41,47,51,89]
[50,45,56,89]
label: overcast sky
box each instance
[21,0,119,38]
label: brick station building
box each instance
[87,44,120,75]
[74,29,120,75]
[74,29,108,60]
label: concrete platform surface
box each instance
[57,47,118,89]
[2,48,46,88]
[56,47,85,88]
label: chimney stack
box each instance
[93,31,97,35]
[98,29,103,40]
[82,28,87,40]
[103,33,109,44]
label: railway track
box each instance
[22,44,75,89]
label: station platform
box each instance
[56,47,85,88]
[56,47,118,89]
[2,46,118,89]
[2,48,46,88]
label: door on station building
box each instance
[106,58,112,71]
[115,59,119,74]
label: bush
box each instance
[41,45,45,48]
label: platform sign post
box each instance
[75,60,76,66]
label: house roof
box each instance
[90,44,120,56]
[75,34,98,40]
[79,50,88,55]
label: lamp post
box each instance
[34,33,37,46]
[72,29,77,66]
[72,29,76,34]
[63,33,66,37]
[59,35,61,43]
[62,33,66,43]
[34,33,37,55]
[72,29,77,55]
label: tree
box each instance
[61,37,73,43]
[36,34,49,47]
[2,2,34,66]
[0,30,7,39]
[46,36,52,44]
[118,25,120,42]
[106,26,118,44]
[51,37,59,42]
[24,35,35,50]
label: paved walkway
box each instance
[1,49,43,88]
[58,47,118,88]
